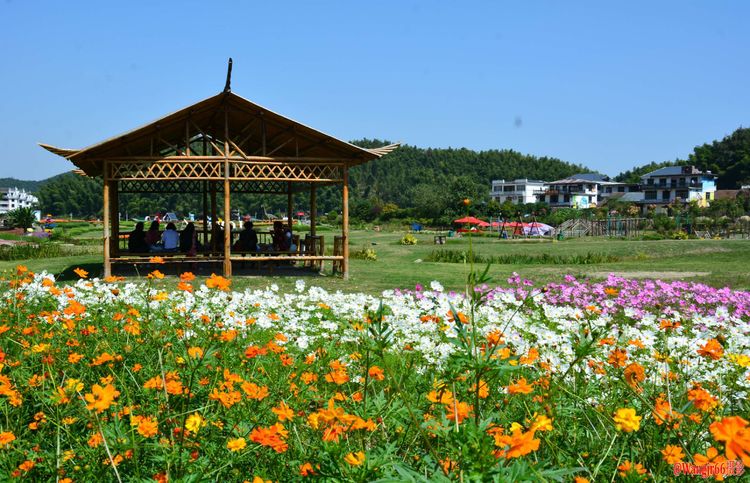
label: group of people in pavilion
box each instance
[127,219,294,255]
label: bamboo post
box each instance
[223,106,232,277]
[287,182,293,228]
[223,167,231,276]
[102,161,111,278]
[342,167,349,280]
[111,180,119,259]
[310,184,317,236]
[210,182,217,253]
[202,181,208,247]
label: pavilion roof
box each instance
[40,91,399,177]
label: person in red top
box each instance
[145,221,161,249]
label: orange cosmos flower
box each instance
[693,446,726,466]
[368,366,385,381]
[244,345,268,359]
[299,462,316,476]
[0,431,15,446]
[241,382,269,401]
[344,451,366,466]
[520,348,539,365]
[179,271,196,282]
[226,437,247,452]
[87,432,104,448]
[470,379,490,399]
[206,273,231,291]
[624,362,646,390]
[607,348,628,368]
[652,396,682,429]
[73,267,88,279]
[187,346,204,359]
[177,282,193,293]
[617,460,647,477]
[250,424,288,453]
[697,339,724,360]
[132,415,159,438]
[446,401,473,424]
[604,287,619,296]
[493,427,540,459]
[427,388,454,405]
[687,386,719,412]
[90,352,116,366]
[272,401,295,422]
[661,444,685,464]
[149,256,165,264]
[709,416,750,466]
[84,383,120,413]
[325,370,350,385]
[507,377,534,395]
[147,270,165,280]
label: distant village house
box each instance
[0,187,38,214]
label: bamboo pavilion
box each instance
[40,65,398,278]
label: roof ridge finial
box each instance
[223,58,233,93]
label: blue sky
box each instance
[1,0,748,180]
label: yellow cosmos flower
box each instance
[613,408,641,432]
[185,414,205,435]
[344,451,366,466]
[227,437,247,452]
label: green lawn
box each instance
[3,227,750,293]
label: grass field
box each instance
[2,225,750,293]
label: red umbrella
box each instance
[453,216,487,225]
[476,221,490,227]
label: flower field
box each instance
[0,266,749,481]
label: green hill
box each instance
[0,177,48,192]
[616,127,750,188]
[32,143,588,219]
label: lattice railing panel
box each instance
[119,180,206,193]
[231,163,342,182]
[111,161,224,180]
[231,181,289,194]
[109,159,343,183]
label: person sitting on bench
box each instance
[272,221,292,252]
[145,221,161,250]
[161,222,180,252]
[128,222,148,253]
[238,221,258,252]
[180,222,200,256]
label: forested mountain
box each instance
[0,178,45,192]
[616,127,750,188]
[31,142,587,219]
[687,127,750,188]
[24,126,750,219]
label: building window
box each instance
[662,190,671,200]
[550,195,558,203]
[645,191,657,200]
[503,185,514,192]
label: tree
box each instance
[7,207,36,230]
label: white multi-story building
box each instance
[0,187,38,214]
[490,179,547,204]
[640,166,717,207]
